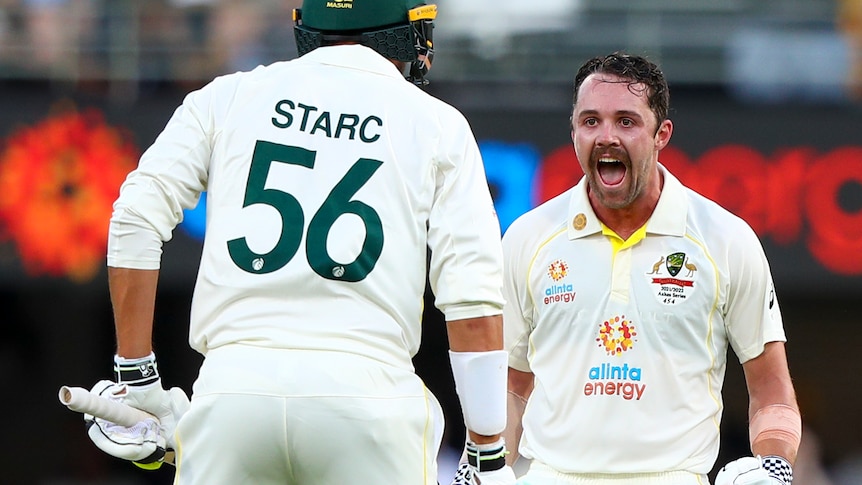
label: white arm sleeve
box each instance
[449,350,508,436]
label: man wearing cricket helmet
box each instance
[77,1,515,483]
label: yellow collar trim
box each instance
[601,223,648,255]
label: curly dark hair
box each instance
[572,52,670,127]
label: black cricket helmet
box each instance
[293,0,437,86]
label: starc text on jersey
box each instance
[272,99,383,143]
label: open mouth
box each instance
[597,158,626,186]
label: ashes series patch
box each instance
[645,251,697,305]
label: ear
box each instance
[655,119,673,151]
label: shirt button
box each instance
[573,213,586,230]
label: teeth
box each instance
[598,158,620,164]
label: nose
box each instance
[595,124,620,147]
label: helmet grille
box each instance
[361,25,416,63]
[294,27,323,57]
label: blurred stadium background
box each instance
[1,0,861,483]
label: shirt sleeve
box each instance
[502,217,534,372]
[107,80,216,269]
[724,222,786,363]
[426,108,505,321]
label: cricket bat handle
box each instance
[59,385,178,466]
[58,385,155,427]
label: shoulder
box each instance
[503,190,571,250]
[179,60,305,117]
[407,86,472,127]
[683,186,763,250]
[213,61,289,89]
[184,65,262,100]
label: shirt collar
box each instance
[566,163,688,240]
[296,44,405,80]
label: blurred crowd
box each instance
[1,0,861,101]
[0,0,301,83]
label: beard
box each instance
[584,146,642,210]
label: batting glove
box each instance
[715,455,793,485]
[85,379,165,465]
[86,353,190,469]
[450,439,517,485]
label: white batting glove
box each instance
[85,380,165,464]
[715,455,793,485]
[113,353,190,452]
[450,439,517,485]
[85,353,190,469]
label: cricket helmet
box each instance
[294,0,437,86]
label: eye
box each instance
[620,118,634,127]
[584,118,598,127]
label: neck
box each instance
[593,205,653,241]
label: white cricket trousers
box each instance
[173,344,445,485]
[517,461,710,485]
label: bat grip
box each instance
[59,386,155,427]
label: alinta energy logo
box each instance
[543,259,576,305]
[585,314,645,401]
[548,259,567,281]
[596,315,637,356]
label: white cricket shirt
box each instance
[502,164,785,474]
[108,45,504,369]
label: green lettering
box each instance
[335,114,360,140]
[360,116,382,143]
[310,111,332,137]
[272,100,295,128]
[297,103,318,131]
